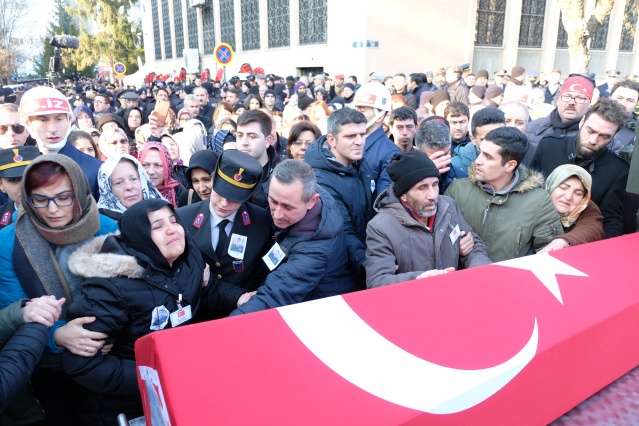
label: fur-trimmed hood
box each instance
[68,234,145,279]
[467,163,545,193]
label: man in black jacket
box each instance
[530,98,629,238]
[177,150,273,319]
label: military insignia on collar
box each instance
[193,213,204,229]
[242,210,250,226]
[1,212,10,226]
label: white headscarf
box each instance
[96,154,165,213]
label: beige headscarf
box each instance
[545,164,592,228]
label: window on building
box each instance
[620,0,638,52]
[152,0,161,60]
[162,0,173,59]
[187,3,199,49]
[557,12,568,48]
[590,15,609,50]
[268,0,290,48]
[518,0,545,47]
[220,0,236,51]
[475,0,506,46]
[299,0,327,45]
[203,0,215,55]
[241,0,260,51]
[174,0,184,57]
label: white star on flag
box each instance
[497,253,588,304]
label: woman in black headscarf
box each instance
[62,198,203,425]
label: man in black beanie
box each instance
[365,151,491,289]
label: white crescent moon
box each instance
[278,296,537,414]
[569,83,583,93]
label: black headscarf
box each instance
[119,198,190,273]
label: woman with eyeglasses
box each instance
[0,154,119,424]
[97,154,164,219]
[286,121,321,161]
[98,127,131,160]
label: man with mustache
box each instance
[530,98,629,238]
[523,75,595,166]
[366,151,490,288]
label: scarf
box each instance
[99,126,130,160]
[545,164,592,228]
[19,154,100,246]
[139,142,181,207]
[96,154,165,213]
[548,108,582,131]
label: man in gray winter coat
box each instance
[365,151,491,289]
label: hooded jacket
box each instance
[366,184,491,288]
[61,233,202,398]
[445,165,562,262]
[305,136,374,273]
[230,187,357,315]
[364,126,401,195]
[530,132,628,238]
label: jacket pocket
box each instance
[514,226,523,256]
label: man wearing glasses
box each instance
[0,103,30,149]
[531,98,630,238]
[524,74,594,165]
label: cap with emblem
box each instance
[494,69,508,76]
[213,150,263,203]
[0,146,40,178]
[460,63,471,72]
[606,70,621,77]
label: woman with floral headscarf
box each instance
[96,154,164,219]
[98,127,131,160]
[539,164,604,252]
[138,142,185,207]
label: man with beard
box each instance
[366,151,490,288]
[530,98,629,238]
[525,74,594,162]
[445,65,470,106]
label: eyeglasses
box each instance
[28,193,76,208]
[0,124,25,135]
[560,94,588,104]
[291,139,315,147]
[110,139,129,145]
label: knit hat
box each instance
[476,69,489,79]
[560,75,595,101]
[430,90,450,109]
[263,89,275,98]
[369,71,384,83]
[342,83,355,92]
[511,66,526,78]
[386,151,440,196]
[298,94,314,111]
[470,85,486,99]
[485,85,503,100]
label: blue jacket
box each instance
[451,141,478,174]
[58,142,103,200]
[441,163,468,194]
[364,126,401,195]
[305,136,374,273]
[230,187,357,315]
[0,214,118,352]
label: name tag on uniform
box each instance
[263,242,285,271]
[449,224,461,244]
[170,305,192,328]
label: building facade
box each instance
[139,0,639,82]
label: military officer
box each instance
[177,149,273,319]
[0,146,40,229]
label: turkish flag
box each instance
[136,234,639,425]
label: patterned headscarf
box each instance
[98,127,129,160]
[96,154,165,213]
[139,142,181,207]
[545,164,592,228]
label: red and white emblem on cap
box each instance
[355,93,377,106]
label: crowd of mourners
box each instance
[0,62,636,425]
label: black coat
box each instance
[60,234,202,422]
[177,200,273,318]
[530,133,629,238]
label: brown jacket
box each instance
[555,201,604,246]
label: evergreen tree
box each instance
[66,0,143,80]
